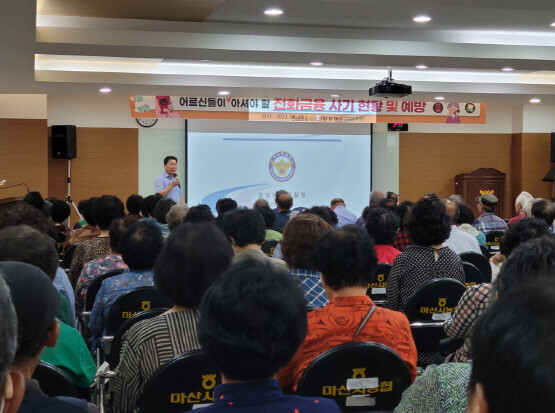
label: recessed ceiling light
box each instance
[330,94,341,98]
[413,15,431,23]
[264,8,283,16]
[501,67,514,71]
[435,96,445,100]
[551,22,555,27]
[218,90,230,96]
[310,61,323,66]
[529,98,541,103]
[201,59,211,62]
[99,87,112,93]
[415,64,428,69]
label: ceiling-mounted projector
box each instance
[369,66,412,98]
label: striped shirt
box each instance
[112,309,201,413]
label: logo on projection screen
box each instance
[269,151,296,182]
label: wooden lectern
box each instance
[0,197,23,219]
[454,168,506,219]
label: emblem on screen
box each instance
[269,151,296,182]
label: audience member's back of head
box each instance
[495,237,555,295]
[155,223,233,308]
[0,202,49,233]
[93,195,125,230]
[0,225,59,280]
[378,197,397,213]
[255,205,276,229]
[313,225,378,290]
[406,195,451,246]
[456,203,475,225]
[183,205,215,224]
[215,198,238,216]
[50,200,70,224]
[365,207,400,245]
[153,198,176,224]
[109,218,133,255]
[468,280,555,413]
[223,208,265,247]
[499,217,551,256]
[126,194,143,215]
[303,206,338,227]
[253,198,270,209]
[531,199,555,227]
[140,194,162,218]
[120,220,163,271]
[22,191,48,214]
[198,259,307,381]
[281,214,331,269]
[166,204,190,231]
[0,275,17,401]
[82,197,98,226]
[276,194,293,211]
[0,261,60,367]
[395,201,413,231]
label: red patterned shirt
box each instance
[277,295,417,392]
[393,230,412,252]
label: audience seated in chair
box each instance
[64,197,101,251]
[74,218,130,315]
[386,195,465,312]
[455,203,487,247]
[166,204,189,231]
[183,204,215,224]
[89,220,163,346]
[468,279,555,413]
[444,219,553,363]
[330,197,357,227]
[396,236,555,413]
[273,193,293,232]
[278,225,417,391]
[281,214,331,310]
[392,200,413,251]
[303,205,338,228]
[112,222,233,413]
[473,194,507,234]
[0,225,76,327]
[0,262,98,412]
[125,194,143,220]
[152,198,176,237]
[139,194,162,223]
[223,208,288,272]
[69,195,125,285]
[0,275,25,413]
[50,200,72,240]
[440,198,481,254]
[531,198,555,229]
[365,207,401,263]
[255,205,283,241]
[196,259,341,412]
[214,197,238,230]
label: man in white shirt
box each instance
[441,198,481,254]
[330,198,357,228]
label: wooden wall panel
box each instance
[521,133,553,200]
[0,119,48,199]
[48,128,139,224]
[399,133,513,219]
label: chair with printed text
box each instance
[485,230,504,255]
[261,239,279,258]
[139,350,221,413]
[404,278,466,367]
[366,263,392,307]
[296,341,412,412]
[462,261,483,288]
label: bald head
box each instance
[441,198,459,225]
[276,194,293,212]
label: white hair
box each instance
[523,198,542,217]
[515,191,533,209]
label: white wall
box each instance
[522,105,555,133]
[0,94,46,118]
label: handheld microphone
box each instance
[173,173,181,188]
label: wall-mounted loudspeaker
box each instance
[51,125,77,159]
